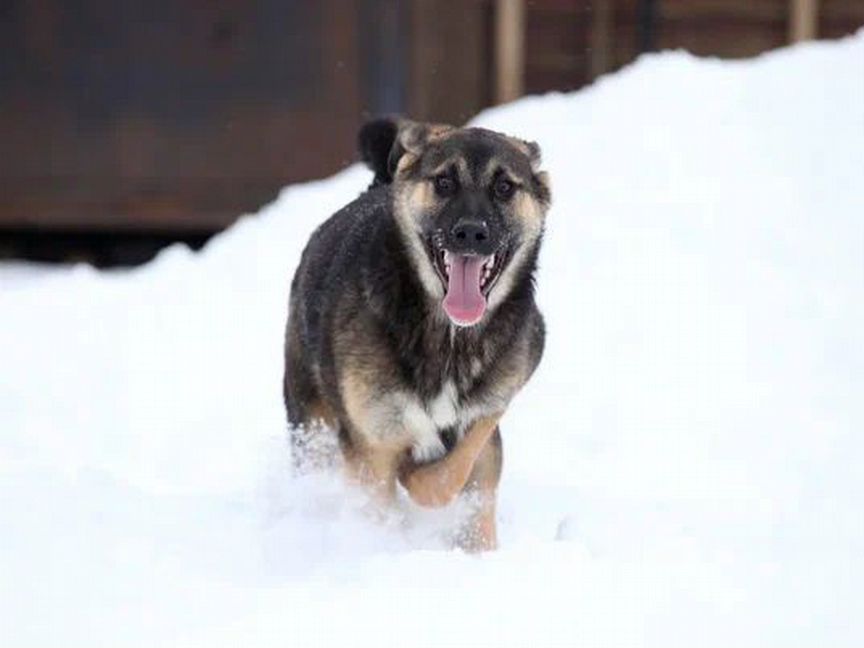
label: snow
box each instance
[2,32,864,647]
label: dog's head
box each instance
[359,117,551,327]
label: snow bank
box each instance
[2,32,863,647]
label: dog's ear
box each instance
[527,143,551,205]
[358,118,452,185]
[509,136,550,204]
[523,140,542,171]
[507,136,543,171]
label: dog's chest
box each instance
[404,379,473,437]
[401,379,478,462]
[425,380,460,429]
[398,339,494,458]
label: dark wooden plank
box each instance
[406,0,490,124]
[0,0,364,233]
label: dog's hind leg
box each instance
[288,399,339,472]
[343,439,404,506]
[397,414,501,509]
[284,313,337,471]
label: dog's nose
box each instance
[451,220,489,245]
[448,217,497,255]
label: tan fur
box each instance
[460,429,502,551]
[484,190,546,316]
[342,362,505,520]
[513,190,544,236]
[395,151,419,177]
[398,414,501,507]
[480,157,515,184]
[398,120,454,156]
[339,367,405,501]
[535,169,552,197]
[420,122,455,145]
[340,369,375,435]
[340,363,404,446]
[395,178,436,216]
[392,180,446,303]
[343,439,404,503]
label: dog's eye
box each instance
[433,175,456,197]
[493,177,515,201]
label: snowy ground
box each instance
[2,32,863,648]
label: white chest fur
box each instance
[426,380,460,429]
[402,380,465,462]
[354,379,499,464]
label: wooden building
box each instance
[1,0,862,265]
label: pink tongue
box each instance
[443,255,487,325]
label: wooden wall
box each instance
[0,0,364,235]
[1,0,862,264]
[0,0,494,247]
[522,0,864,95]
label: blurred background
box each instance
[1,0,862,267]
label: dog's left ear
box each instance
[508,137,543,172]
[524,140,542,171]
[358,118,451,185]
[511,137,551,205]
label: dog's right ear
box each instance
[358,117,402,186]
[359,118,448,185]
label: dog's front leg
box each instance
[398,414,501,509]
[457,426,502,551]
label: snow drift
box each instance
[2,32,863,648]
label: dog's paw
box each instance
[411,434,447,464]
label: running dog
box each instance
[283,117,550,550]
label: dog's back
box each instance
[284,185,395,427]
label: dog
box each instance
[283,117,550,550]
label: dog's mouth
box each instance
[429,241,509,327]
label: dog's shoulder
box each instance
[307,184,392,251]
[294,185,396,286]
